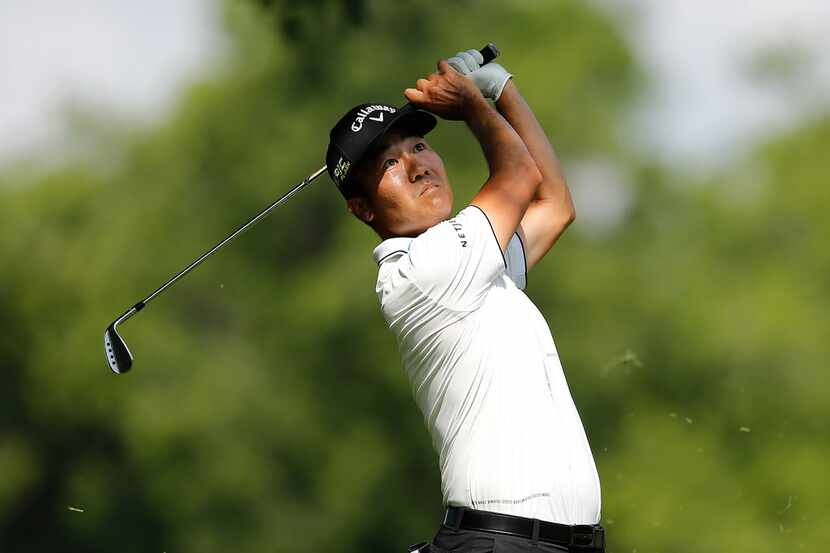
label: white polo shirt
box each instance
[372,205,601,525]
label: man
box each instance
[325,49,604,553]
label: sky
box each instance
[1,0,828,169]
[606,0,830,168]
[0,0,224,165]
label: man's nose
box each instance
[404,153,429,182]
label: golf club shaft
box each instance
[120,43,497,323]
[120,164,328,323]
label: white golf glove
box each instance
[447,48,512,101]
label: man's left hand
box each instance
[447,48,513,102]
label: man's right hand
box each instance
[404,59,487,121]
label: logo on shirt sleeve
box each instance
[448,218,467,247]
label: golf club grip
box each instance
[401,43,499,111]
[479,42,500,65]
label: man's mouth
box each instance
[419,180,439,196]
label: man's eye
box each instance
[383,158,397,169]
[414,142,426,151]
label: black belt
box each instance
[443,506,605,550]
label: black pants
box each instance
[428,522,606,553]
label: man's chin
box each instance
[402,213,447,237]
[388,198,453,237]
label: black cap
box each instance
[326,102,437,198]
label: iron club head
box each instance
[101,166,327,375]
[105,319,134,374]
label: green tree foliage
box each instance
[550,115,830,551]
[1,1,826,552]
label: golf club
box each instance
[105,42,501,375]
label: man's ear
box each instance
[346,195,375,224]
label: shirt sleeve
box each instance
[504,231,528,290]
[407,205,506,311]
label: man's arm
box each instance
[495,79,576,271]
[405,60,542,252]
[444,49,575,271]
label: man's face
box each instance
[347,128,453,238]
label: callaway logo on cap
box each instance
[326,102,437,198]
[350,104,397,132]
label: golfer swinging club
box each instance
[326,48,605,553]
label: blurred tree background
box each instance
[1,1,827,552]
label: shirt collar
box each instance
[372,236,413,265]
